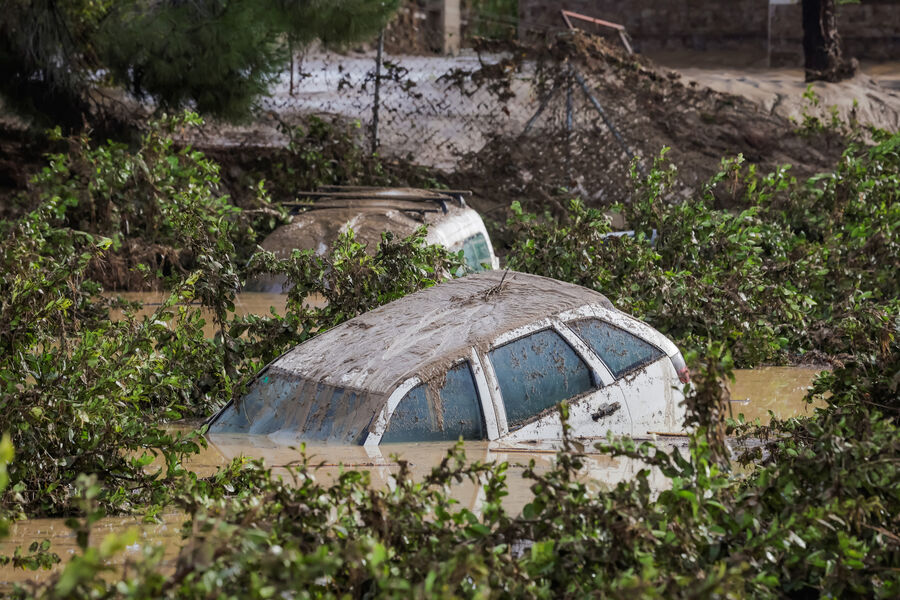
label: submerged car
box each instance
[209,271,689,445]
[247,187,499,292]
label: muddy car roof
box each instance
[272,271,614,396]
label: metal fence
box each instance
[195,17,699,205]
[253,42,532,170]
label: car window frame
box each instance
[364,304,672,445]
[479,318,614,434]
[558,304,677,358]
[364,349,497,446]
[566,317,666,380]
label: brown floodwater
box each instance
[728,366,825,422]
[110,292,291,338]
[3,287,827,594]
[0,438,676,590]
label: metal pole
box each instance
[371,29,384,155]
[289,39,295,96]
[573,70,645,176]
[523,78,563,135]
[566,69,574,183]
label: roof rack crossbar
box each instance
[282,201,446,216]
[288,193,453,213]
[318,186,472,196]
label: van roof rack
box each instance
[282,187,472,215]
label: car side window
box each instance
[381,361,484,443]
[489,329,594,429]
[460,233,492,273]
[568,318,664,378]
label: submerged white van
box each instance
[247,187,499,293]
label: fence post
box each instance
[371,29,384,155]
[565,67,574,184]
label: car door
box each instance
[479,321,631,443]
[565,317,681,436]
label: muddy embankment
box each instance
[448,35,900,220]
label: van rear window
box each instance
[460,233,492,273]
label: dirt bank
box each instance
[448,34,867,221]
[676,65,900,133]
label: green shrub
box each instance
[506,137,900,365]
[7,341,897,598]
[0,199,208,518]
[16,112,269,290]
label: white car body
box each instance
[246,188,499,293]
[209,271,687,444]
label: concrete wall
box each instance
[770,2,900,65]
[519,0,770,52]
[519,0,900,64]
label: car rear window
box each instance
[460,233,493,273]
[381,361,484,443]
[489,329,593,429]
[568,318,664,378]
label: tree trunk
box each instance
[802,0,857,82]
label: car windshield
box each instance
[210,367,375,444]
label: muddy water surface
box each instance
[111,292,290,338]
[729,366,825,422]
[0,514,186,590]
[0,439,674,590]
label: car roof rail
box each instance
[317,185,472,198]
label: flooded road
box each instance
[3,291,827,590]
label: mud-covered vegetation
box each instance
[448,33,856,211]
[0,110,898,596]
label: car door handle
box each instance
[591,401,621,422]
